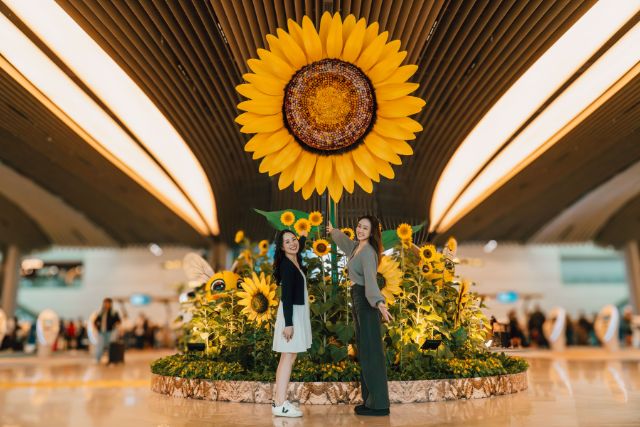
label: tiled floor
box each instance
[1,348,639,427]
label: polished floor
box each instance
[1,348,639,427]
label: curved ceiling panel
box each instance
[0,161,117,246]
[597,193,640,247]
[0,192,49,250]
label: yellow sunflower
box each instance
[236,12,425,202]
[258,240,269,255]
[341,227,355,240]
[309,294,316,304]
[377,255,403,305]
[236,272,278,324]
[313,239,331,256]
[419,244,436,263]
[294,218,311,235]
[308,211,323,226]
[446,236,458,253]
[418,260,433,279]
[280,211,295,226]
[401,236,413,249]
[396,223,412,241]
[234,230,245,244]
[205,270,240,301]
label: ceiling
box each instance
[0,0,638,250]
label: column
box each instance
[624,240,640,314]
[0,245,20,317]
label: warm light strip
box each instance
[430,0,640,231]
[3,0,219,235]
[0,12,209,235]
[438,22,640,232]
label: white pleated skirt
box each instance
[272,284,312,353]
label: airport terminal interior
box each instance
[1,1,640,426]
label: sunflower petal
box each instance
[375,82,420,101]
[314,155,332,194]
[243,73,285,96]
[373,118,415,140]
[287,19,306,52]
[353,163,373,193]
[372,155,394,179]
[247,58,272,76]
[270,140,301,174]
[278,162,297,190]
[326,13,343,58]
[258,151,281,174]
[342,18,366,63]
[368,50,407,84]
[257,48,295,81]
[244,132,272,152]
[265,34,287,62]
[252,128,292,158]
[327,170,344,202]
[364,132,401,164]
[238,98,281,115]
[293,151,317,191]
[395,116,424,133]
[378,96,425,118]
[363,22,380,49]
[302,16,323,63]
[342,15,357,42]
[240,114,283,133]
[351,146,380,182]
[276,28,307,70]
[319,12,332,55]
[356,31,388,72]
[387,138,414,155]
[335,152,355,193]
[302,175,316,199]
[381,64,418,85]
[236,83,283,102]
[235,112,260,126]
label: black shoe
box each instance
[354,404,366,412]
[355,406,390,416]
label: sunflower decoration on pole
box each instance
[236,12,425,202]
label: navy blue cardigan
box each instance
[279,236,306,326]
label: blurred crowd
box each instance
[491,305,636,349]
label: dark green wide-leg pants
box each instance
[351,284,390,410]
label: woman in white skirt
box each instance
[271,228,312,417]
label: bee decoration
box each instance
[182,253,240,302]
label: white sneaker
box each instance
[272,400,303,417]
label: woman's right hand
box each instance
[326,222,334,234]
[283,326,294,342]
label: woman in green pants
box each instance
[328,216,393,416]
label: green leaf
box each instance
[336,322,355,344]
[253,208,321,233]
[381,223,425,250]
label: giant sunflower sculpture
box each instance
[236,12,425,202]
[377,255,403,305]
[236,273,278,324]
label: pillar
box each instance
[0,245,20,317]
[624,240,640,314]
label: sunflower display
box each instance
[294,218,311,235]
[308,211,323,226]
[236,12,425,202]
[341,227,355,240]
[444,236,458,258]
[313,239,331,256]
[419,244,436,263]
[280,211,295,226]
[258,240,269,255]
[236,272,278,324]
[396,223,412,241]
[377,255,403,305]
[234,230,245,244]
[309,294,316,304]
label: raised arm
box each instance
[330,228,357,255]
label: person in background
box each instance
[66,320,77,350]
[565,314,575,346]
[619,307,633,347]
[508,310,524,348]
[134,313,148,349]
[576,312,590,346]
[93,298,121,363]
[528,305,548,348]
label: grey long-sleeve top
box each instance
[330,228,385,308]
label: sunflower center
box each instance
[284,59,375,153]
[251,293,269,314]
[316,243,327,253]
[377,273,387,289]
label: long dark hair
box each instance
[358,215,383,266]
[272,229,306,284]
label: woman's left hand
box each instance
[377,302,393,322]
